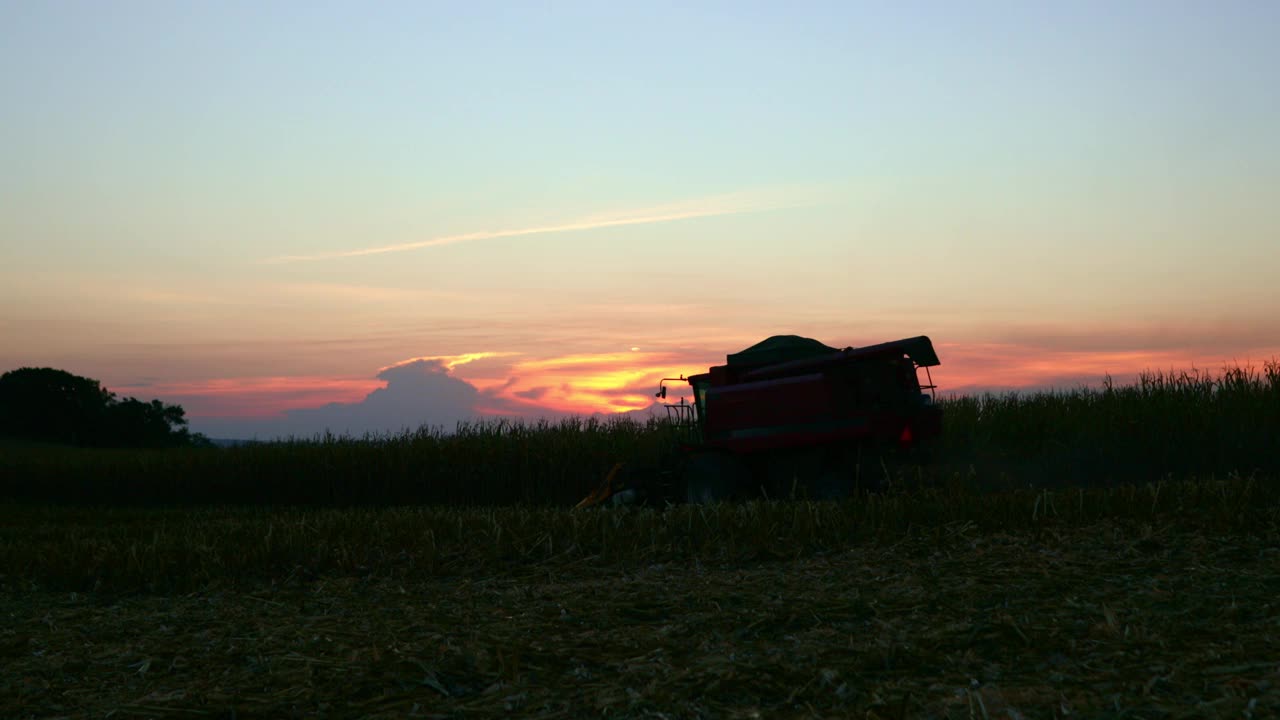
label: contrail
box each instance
[262,190,816,263]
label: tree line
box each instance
[0,367,209,448]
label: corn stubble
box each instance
[1,472,1273,594]
[3,477,1278,719]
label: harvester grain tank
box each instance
[577,334,942,507]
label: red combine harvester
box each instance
[578,335,942,507]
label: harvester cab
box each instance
[576,335,943,508]
[656,375,702,442]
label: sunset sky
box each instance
[2,2,1277,438]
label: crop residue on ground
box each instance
[5,518,1278,719]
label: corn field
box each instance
[1,362,1277,507]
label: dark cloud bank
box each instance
[190,360,660,442]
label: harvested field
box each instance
[4,482,1279,719]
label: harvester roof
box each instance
[730,335,940,382]
[726,335,940,371]
[726,335,840,368]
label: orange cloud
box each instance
[462,350,717,416]
[146,349,714,421]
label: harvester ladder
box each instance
[919,365,937,400]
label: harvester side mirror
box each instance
[656,386,667,399]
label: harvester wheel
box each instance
[762,449,825,500]
[683,451,743,504]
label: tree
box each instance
[102,397,193,448]
[0,367,200,448]
[0,367,115,445]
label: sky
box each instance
[2,1,1277,438]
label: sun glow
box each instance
[465,350,709,416]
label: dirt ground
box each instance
[4,522,1279,719]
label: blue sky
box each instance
[2,1,1277,436]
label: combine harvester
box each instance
[577,335,943,507]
